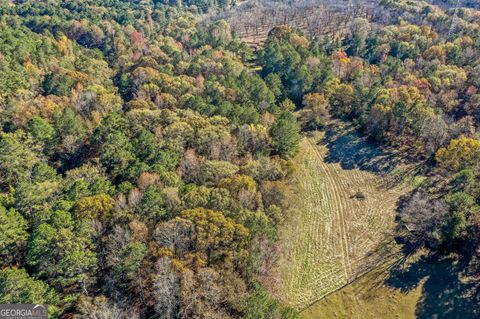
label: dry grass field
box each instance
[271,125,411,309]
[301,249,480,319]
[300,255,424,319]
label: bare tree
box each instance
[74,296,139,319]
[154,218,195,258]
[398,190,449,249]
[153,258,181,319]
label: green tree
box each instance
[197,161,239,185]
[27,219,97,291]
[0,268,60,317]
[54,108,87,161]
[42,73,76,97]
[449,169,475,191]
[271,111,300,158]
[445,192,478,214]
[0,131,40,185]
[443,211,467,242]
[265,73,283,101]
[28,116,55,145]
[138,185,167,224]
[31,162,58,183]
[0,205,28,265]
[14,180,59,222]
[112,242,147,283]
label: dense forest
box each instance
[1,0,480,318]
[0,0,298,318]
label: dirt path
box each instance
[270,129,409,309]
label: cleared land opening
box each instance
[300,255,424,319]
[271,125,409,309]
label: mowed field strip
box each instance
[273,130,408,309]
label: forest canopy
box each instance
[0,0,299,318]
[1,0,480,318]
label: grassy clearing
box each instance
[300,256,424,319]
[270,128,410,309]
[301,250,480,319]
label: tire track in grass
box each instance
[270,130,410,309]
[286,139,345,305]
[308,138,353,279]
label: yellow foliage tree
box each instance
[219,175,258,209]
[180,208,249,267]
[74,194,115,220]
[435,137,480,171]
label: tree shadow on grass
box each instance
[319,122,405,174]
[385,254,480,319]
